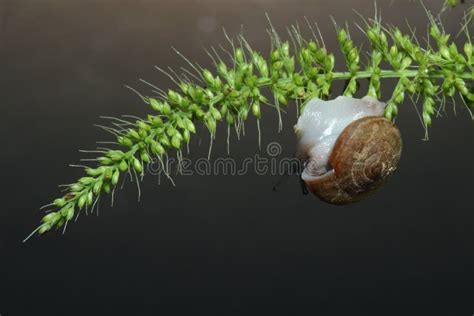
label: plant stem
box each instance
[333,70,472,80]
[255,70,472,87]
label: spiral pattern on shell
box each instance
[305,116,402,204]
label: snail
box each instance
[295,96,402,204]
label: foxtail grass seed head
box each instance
[26,5,473,240]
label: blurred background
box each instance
[1,0,473,315]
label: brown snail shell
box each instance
[304,116,402,204]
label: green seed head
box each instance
[111,169,120,186]
[132,158,142,173]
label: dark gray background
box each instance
[1,0,473,315]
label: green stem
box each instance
[335,70,472,80]
[257,70,472,86]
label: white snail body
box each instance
[295,96,402,204]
